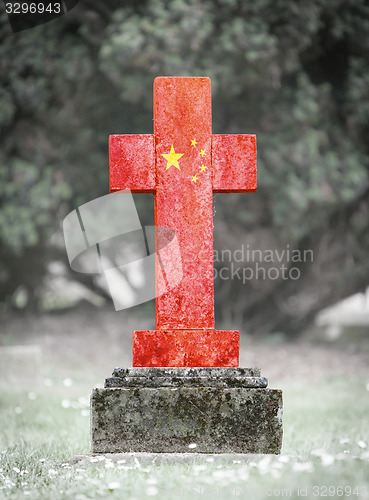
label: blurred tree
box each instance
[0,0,368,333]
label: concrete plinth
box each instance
[91,367,283,454]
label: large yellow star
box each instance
[161,144,184,171]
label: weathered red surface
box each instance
[212,134,257,193]
[154,77,214,329]
[109,77,257,367]
[109,134,155,193]
[133,330,239,367]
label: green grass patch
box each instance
[0,378,369,499]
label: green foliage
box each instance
[0,160,71,253]
[98,0,369,244]
[0,0,368,322]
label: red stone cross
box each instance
[110,77,257,367]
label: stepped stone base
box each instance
[91,368,283,454]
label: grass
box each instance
[1,377,369,499]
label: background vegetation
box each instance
[1,0,369,335]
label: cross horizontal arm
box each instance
[212,134,257,193]
[110,134,156,193]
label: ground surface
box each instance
[1,303,368,386]
[1,305,369,499]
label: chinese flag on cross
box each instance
[109,77,257,367]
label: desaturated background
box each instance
[1,0,369,382]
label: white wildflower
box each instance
[188,443,197,449]
[272,461,283,470]
[321,454,335,466]
[238,468,249,481]
[78,396,89,407]
[146,486,159,496]
[271,468,281,479]
[311,448,325,456]
[108,482,121,490]
[335,453,349,460]
[358,440,367,449]
[256,455,272,473]
[212,469,234,479]
[292,462,314,472]
[193,464,207,471]
[63,378,73,387]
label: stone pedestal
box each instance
[91,368,283,454]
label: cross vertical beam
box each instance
[154,77,214,329]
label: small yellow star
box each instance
[191,139,197,147]
[200,164,207,172]
[200,149,206,157]
[161,144,184,171]
[191,175,198,183]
